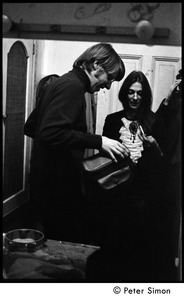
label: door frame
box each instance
[3,38,36,216]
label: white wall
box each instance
[41,40,98,77]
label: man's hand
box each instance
[164,79,182,105]
[101,136,130,162]
[139,133,163,157]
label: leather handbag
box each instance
[82,153,133,190]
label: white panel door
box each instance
[3,38,35,216]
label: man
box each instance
[25,43,128,242]
[156,70,182,280]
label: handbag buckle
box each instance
[113,178,119,185]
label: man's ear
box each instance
[93,60,99,70]
[93,60,104,73]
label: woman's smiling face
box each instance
[128,81,142,111]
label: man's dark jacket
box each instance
[27,67,102,213]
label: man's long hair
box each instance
[73,43,125,81]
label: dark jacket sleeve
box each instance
[37,79,102,150]
[156,99,171,126]
[156,98,181,165]
[24,107,38,138]
[151,113,167,156]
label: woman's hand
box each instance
[101,136,130,162]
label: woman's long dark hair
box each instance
[118,71,155,133]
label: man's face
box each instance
[89,64,115,94]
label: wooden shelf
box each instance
[3,23,170,38]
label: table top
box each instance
[3,239,100,281]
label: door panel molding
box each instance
[151,56,181,111]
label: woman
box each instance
[102,70,166,204]
[86,71,174,282]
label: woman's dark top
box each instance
[101,109,167,207]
